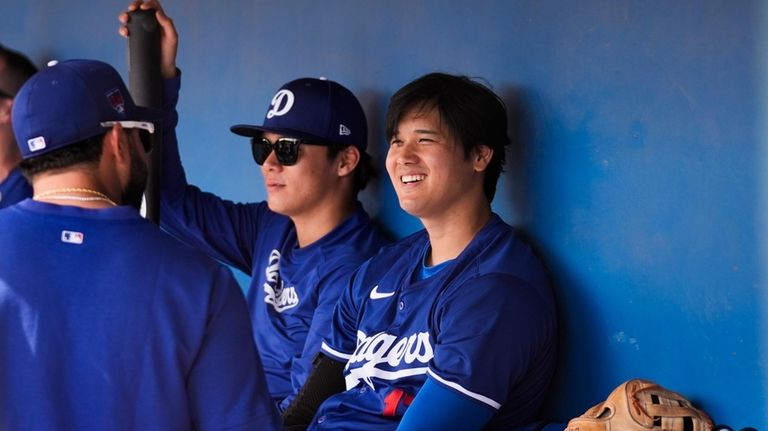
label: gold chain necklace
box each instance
[34,187,118,207]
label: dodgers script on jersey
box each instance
[157,76,387,407]
[316,214,557,430]
[263,249,300,312]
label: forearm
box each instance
[397,377,494,431]
[282,353,346,431]
[158,74,255,272]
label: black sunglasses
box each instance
[100,121,154,153]
[251,137,317,166]
[134,129,153,153]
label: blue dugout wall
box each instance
[3,1,765,428]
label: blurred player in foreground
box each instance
[0,59,279,431]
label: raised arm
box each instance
[118,0,263,272]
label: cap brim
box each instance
[134,105,164,123]
[230,124,329,144]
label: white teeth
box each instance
[401,174,425,184]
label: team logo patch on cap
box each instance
[61,230,84,245]
[266,89,295,119]
[106,88,125,114]
[27,136,46,152]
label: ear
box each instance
[102,123,130,165]
[472,144,493,172]
[95,123,131,202]
[337,145,361,177]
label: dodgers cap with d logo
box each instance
[12,59,163,160]
[230,77,368,150]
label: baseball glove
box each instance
[566,378,713,431]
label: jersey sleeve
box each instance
[159,74,263,273]
[187,265,280,431]
[428,273,555,412]
[320,259,372,363]
[397,377,494,431]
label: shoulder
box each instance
[435,216,554,314]
[363,229,427,271]
[313,209,395,268]
[342,230,428,294]
[466,215,548,287]
[127,218,236,281]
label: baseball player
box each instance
[119,0,389,411]
[283,73,557,430]
[0,59,279,430]
[0,44,36,208]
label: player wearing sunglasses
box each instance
[120,0,389,413]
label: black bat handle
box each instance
[127,8,162,224]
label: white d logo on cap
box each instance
[267,89,295,119]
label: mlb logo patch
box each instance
[106,88,125,114]
[61,230,84,245]
[27,136,46,152]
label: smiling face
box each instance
[260,131,342,219]
[386,105,489,222]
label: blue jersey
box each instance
[159,76,388,408]
[0,167,32,209]
[317,214,556,430]
[0,200,279,431]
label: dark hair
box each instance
[0,44,38,98]
[326,145,376,193]
[385,72,509,202]
[19,134,105,180]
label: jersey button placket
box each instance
[391,282,407,328]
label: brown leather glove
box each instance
[566,378,713,431]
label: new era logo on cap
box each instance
[339,124,351,136]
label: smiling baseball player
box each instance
[283,73,557,430]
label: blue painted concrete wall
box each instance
[3,1,765,428]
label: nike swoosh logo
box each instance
[369,285,395,300]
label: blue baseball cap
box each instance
[12,59,163,160]
[230,77,368,150]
